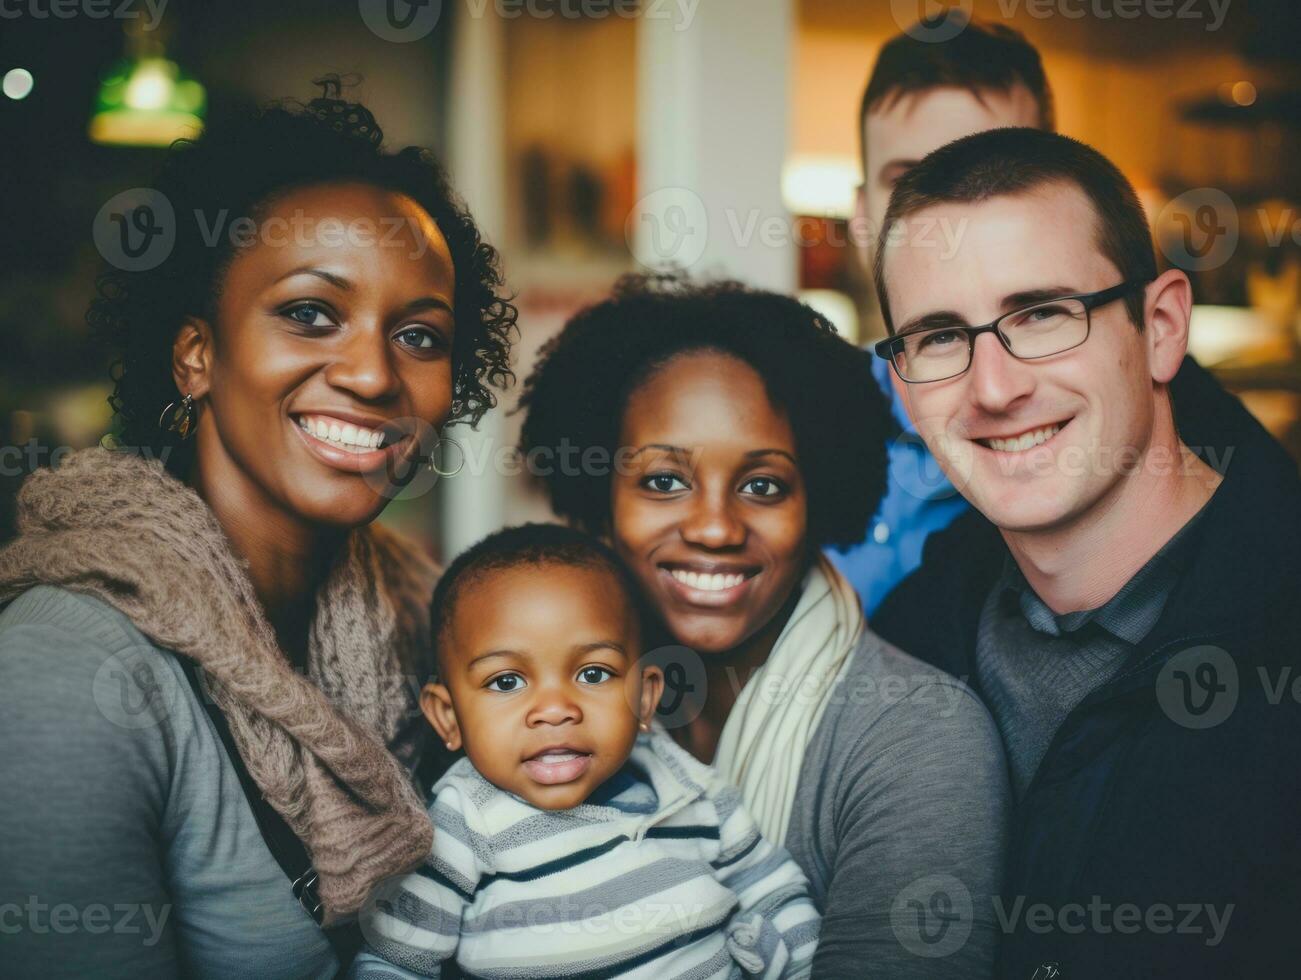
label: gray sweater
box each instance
[0,587,1009,979]
[785,629,1010,978]
[0,585,337,980]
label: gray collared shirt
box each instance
[977,505,1209,798]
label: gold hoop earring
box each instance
[159,393,197,440]
[429,436,464,478]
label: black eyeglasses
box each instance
[874,280,1147,384]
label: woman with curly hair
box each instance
[0,80,515,978]
[519,274,1010,978]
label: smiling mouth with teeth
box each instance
[295,414,390,454]
[979,422,1066,453]
[667,569,755,592]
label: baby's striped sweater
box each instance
[350,731,819,979]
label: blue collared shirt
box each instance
[826,355,970,616]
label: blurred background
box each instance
[2,0,1299,561]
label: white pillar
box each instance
[634,0,796,292]
[441,5,509,562]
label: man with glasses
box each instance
[872,126,1301,977]
[836,9,1256,625]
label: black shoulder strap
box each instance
[176,657,361,967]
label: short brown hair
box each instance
[860,12,1054,175]
[874,127,1156,332]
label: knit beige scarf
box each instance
[0,448,437,926]
[712,554,864,845]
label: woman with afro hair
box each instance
[519,273,1011,978]
[0,78,515,977]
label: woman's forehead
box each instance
[214,183,456,314]
[622,350,795,448]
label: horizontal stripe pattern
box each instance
[351,733,819,980]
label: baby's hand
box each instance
[725,911,771,975]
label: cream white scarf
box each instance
[712,554,864,844]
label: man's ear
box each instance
[421,682,462,750]
[636,664,664,731]
[1142,269,1193,385]
[172,316,215,400]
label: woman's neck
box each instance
[671,587,801,763]
[187,440,345,668]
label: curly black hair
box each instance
[429,522,649,668]
[90,76,516,465]
[517,273,896,552]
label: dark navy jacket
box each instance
[873,358,1301,979]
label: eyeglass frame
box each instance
[873,279,1149,384]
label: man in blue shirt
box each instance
[828,12,1055,614]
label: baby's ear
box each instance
[637,664,665,732]
[421,682,462,750]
